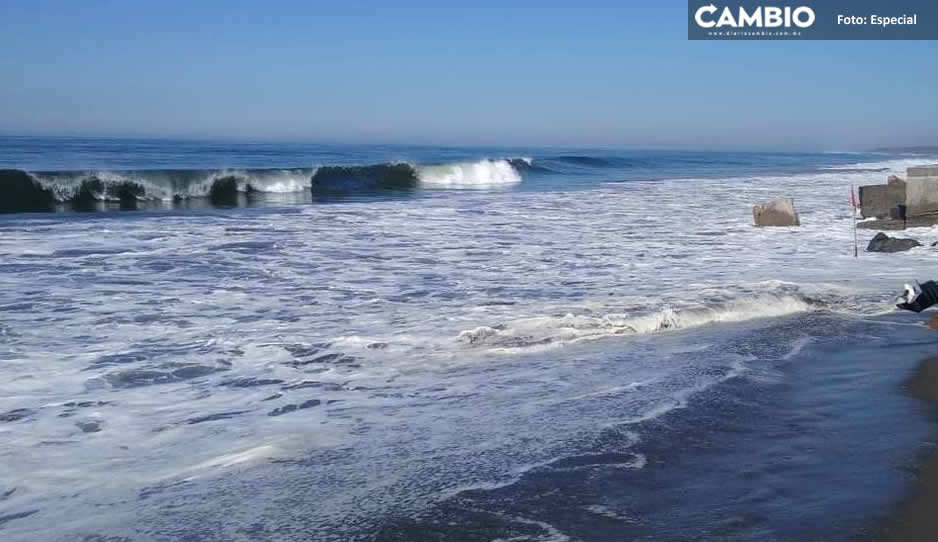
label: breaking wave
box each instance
[0,167,315,212]
[416,159,525,188]
[310,163,419,195]
[311,158,532,192]
[457,285,839,354]
[0,158,533,213]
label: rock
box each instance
[866,232,921,253]
[752,198,800,227]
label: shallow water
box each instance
[368,313,938,542]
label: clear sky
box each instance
[1,0,935,150]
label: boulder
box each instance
[752,198,800,227]
[866,232,921,253]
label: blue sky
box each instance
[1,0,935,150]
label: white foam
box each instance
[781,336,814,360]
[236,170,313,193]
[174,443,284,479]
[417,159,523,188]
[820,157,935,173]
[585,504,638,522]
[459,292,816,355]
[498,515,571,542]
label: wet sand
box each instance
[880,356,938,542]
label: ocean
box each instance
[2,136,938,541]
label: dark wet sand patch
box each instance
[879,356,938,541]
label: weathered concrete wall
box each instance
[859,178,905,219]
[905,165,938,217]
[753,197,800,227]
[909,165,938,177]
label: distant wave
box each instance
[0,158,533,213]
[819,166,890,173]
[545,155,657,169]
[551,155,616,167]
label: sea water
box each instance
[2,137,938,540]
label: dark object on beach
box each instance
[867,232,921,253]
[752,197,800,227]
[897,281,938,312]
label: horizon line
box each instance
[2,132,935,156]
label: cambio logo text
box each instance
[695,4,816,28]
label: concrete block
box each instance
[909,165,938,177]
[859,180,905,219]
[905,165,938,217]
[753,197,800,227]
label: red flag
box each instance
[849,185,858,210]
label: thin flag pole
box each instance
[850,184,858,257]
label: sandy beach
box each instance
[878,355,938,542]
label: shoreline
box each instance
[878,356,938,541]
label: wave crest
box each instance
[0,158,532,213]
[416,159,523,188]
[458,291,822,354]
